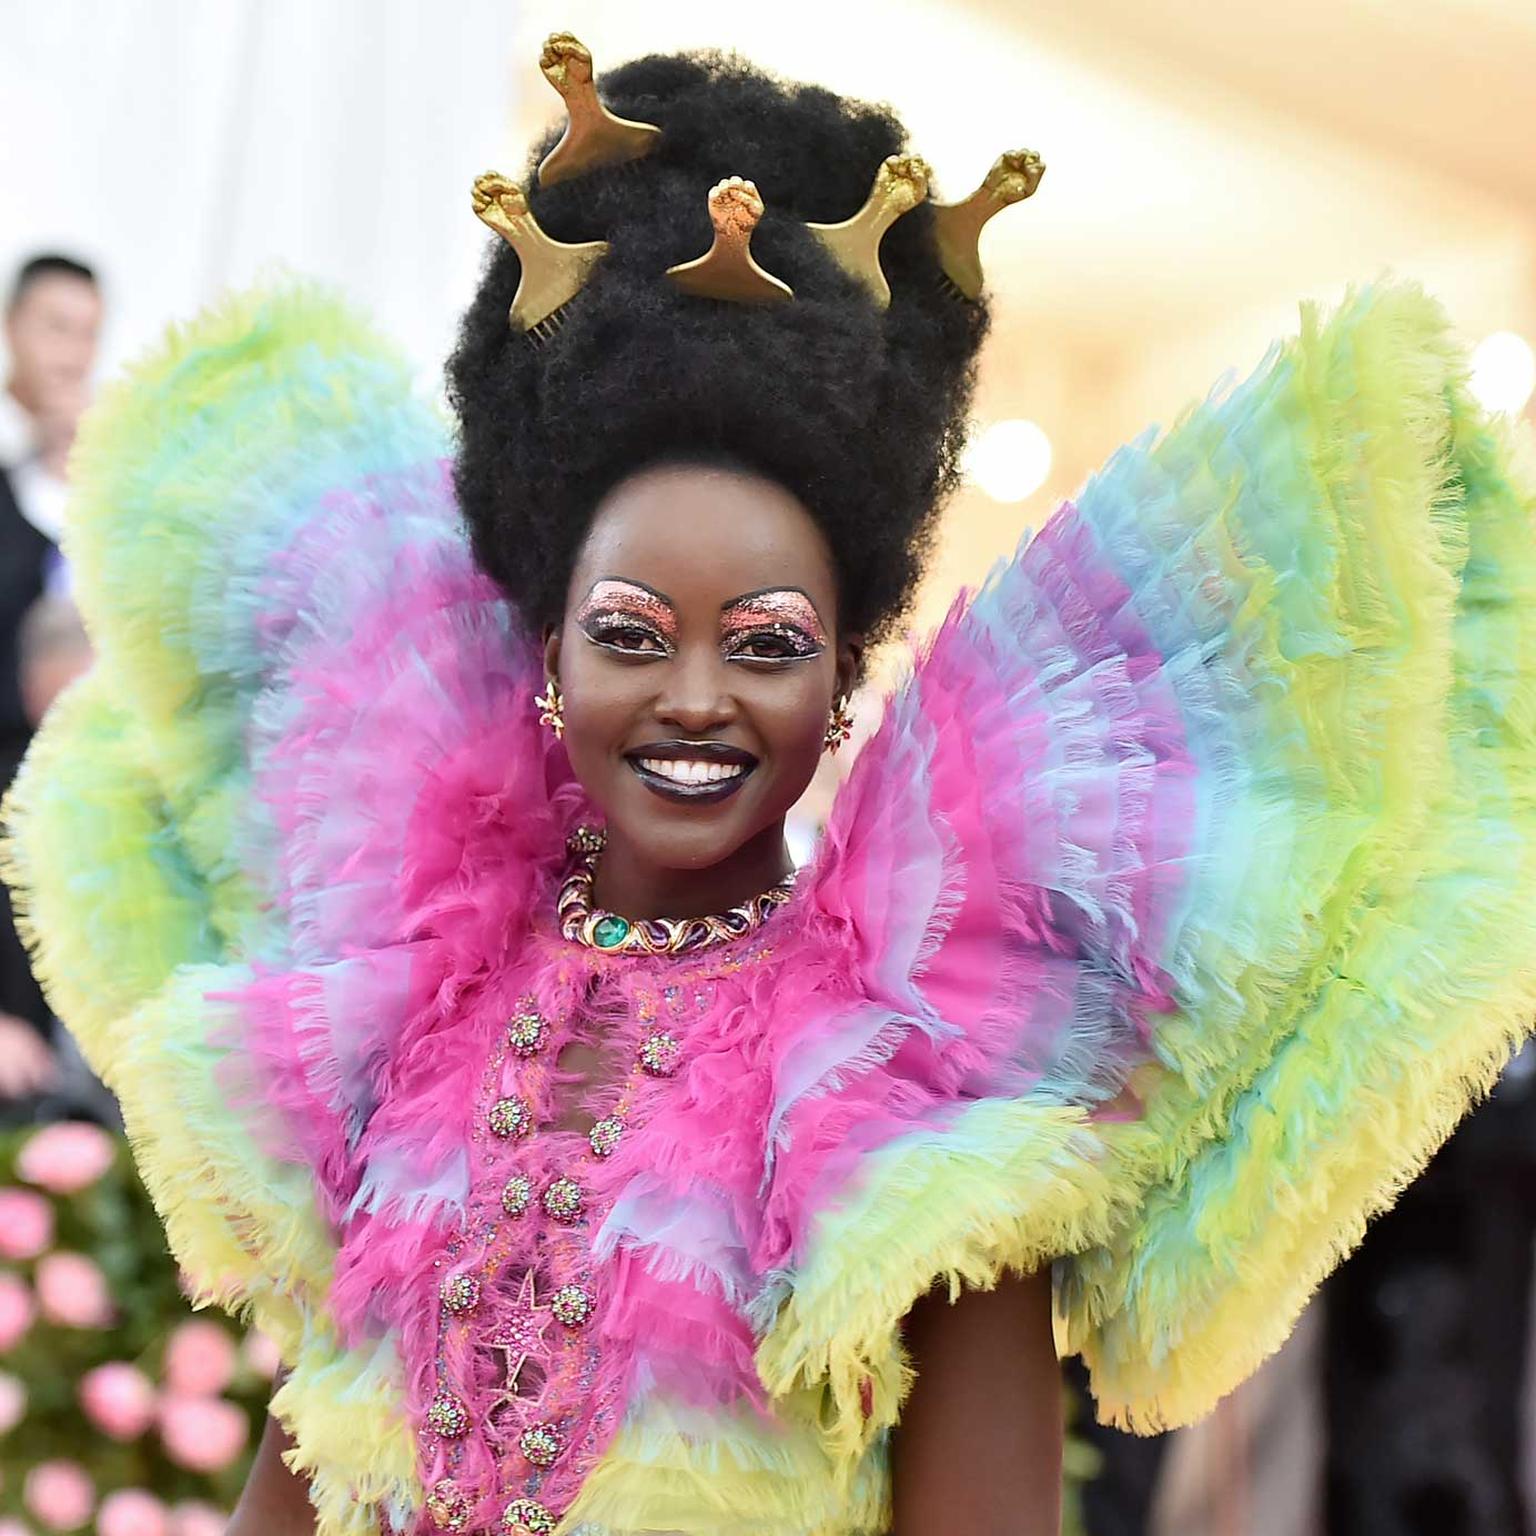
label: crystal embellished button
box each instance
[638,1029,681,1078]
[502,1173,532,1217]
[426,1392,469,1438]
[542,1175,584,1224]
[488,1095,533,1139]
[439,1272,481,1315]
[506,1003,548,1057]
[426,1477,470,1531]
[549,1282,594,1329]
[518,1420,563,1467]
[502,1498,556,1535]
[588,1115,624,1158]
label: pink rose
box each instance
[23,1458,95,1529]
[79,1361,157,1440]
[168,1502,227,1536]
[163,1320,236,1396]
[16,1122,115,1195]
[35,1251,112,1329]
[240,1328,283,1379]
[97,1489,169,1536]
[0,1520,34,1536]
[0,1271,36,1350]
[0,1368,26,1432]
[0,1186,54,1260]
[158,1395,250,1473]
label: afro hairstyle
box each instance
[447,48,990,650]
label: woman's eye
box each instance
[584,619,670,654]
[727,627,823,662]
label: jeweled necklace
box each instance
[557,826,796,955]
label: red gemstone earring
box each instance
[824,696,854,754]
[535,679,565,738]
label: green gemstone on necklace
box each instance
[592,914,631,949]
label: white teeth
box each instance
[638,758,746,785]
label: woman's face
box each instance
[546,462,861,879]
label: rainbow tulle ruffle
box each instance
[4,281,1534,1534]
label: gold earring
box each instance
[535,679,565,738]
[824,696,854,754]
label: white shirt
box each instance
[0,389,33,469]
[0,388,67,543]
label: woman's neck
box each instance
[591,821,794,921]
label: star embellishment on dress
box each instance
[489,1269,553,1401]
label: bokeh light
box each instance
[1469,330,1536,416]
[962,419,1054,504]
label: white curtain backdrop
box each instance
[0,0,521,385]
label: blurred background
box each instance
[1,3,1532,1534]
[5,0,1534,625]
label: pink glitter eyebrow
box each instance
[718,588,828,646]
[575,579,679,641]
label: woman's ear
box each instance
[542,624,561,683]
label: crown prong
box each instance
[536,32,662,189]
[665,177,794,305]
[472,171,609,332]
[805,154,931,309]
[931,149,1044,301]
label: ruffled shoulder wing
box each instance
[757,283,1536,1451]
[2,287,572,1530]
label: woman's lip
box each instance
[627,758,754,805]
[624,739,758,768]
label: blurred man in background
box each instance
[0,253,101,1106]
[1,254,99,536]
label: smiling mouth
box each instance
[625,741,757,805]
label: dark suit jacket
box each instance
[1,466,54,755]
[0,465,57,1031]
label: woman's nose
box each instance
[653,649,737,735]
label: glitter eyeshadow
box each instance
[575,579,678,648]
[719,588,828,656]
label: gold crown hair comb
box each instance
[472,34,664,343]
[471,172,609,339]
[666,177,793,304]
[807,153,932,309]
[932,149,1046,300]
[537,32,662,188]
[472,30,1045,338]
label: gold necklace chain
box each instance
[556,827,796,956]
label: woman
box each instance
[6,34,1536,1536]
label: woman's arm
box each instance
[890,1268,1062,1536]
[227,1379,317,1536]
